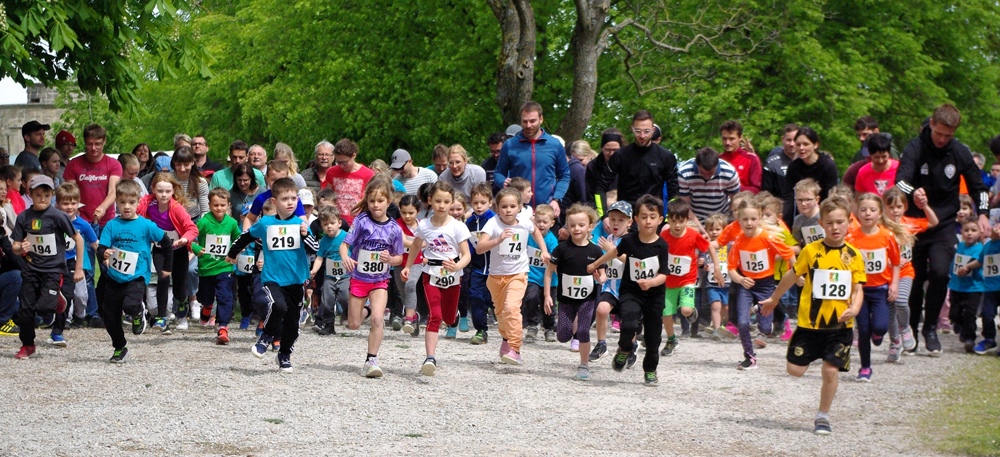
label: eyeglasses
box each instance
[335,159,352,166]
[795,198,818,204]
[0,154,8,159]
[632,128,653,135]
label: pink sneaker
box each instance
[611,319,621,333]
[725,323,738,338]
[780,322,793,341]
[500,339,510,357]
[501,349,522,365]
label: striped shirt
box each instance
[677,158,741,220]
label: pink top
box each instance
[854,159,899,196]
[64,154,123,226]
[324,164,375,224]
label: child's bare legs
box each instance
[662,315,675,338]
[787,361,839,414]
[711,300,722,328]
[595,301,611,341]
[579,342,590,364]
[347,295,367,330]
[367,289,387,355]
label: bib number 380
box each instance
[358,249,387,274]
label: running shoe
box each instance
[872,334,884,347]
[710,330,723,342]
[525,325,538,342]
[643,371,659,387]
[48,334,67,347]
[239,317,251,331]
[15,345,37,359]
[963,340,976,354]
[190,301,202,322]
[500,339,510,358]
[132,310,148,335]
[501,349,522,365]
[856,367,872,382]
[37,313,56,329]
[316,325,336,336]
[686,307,699,324]
[923,330,942,356]
[152,317,165,332]
[660,338,677,357]
[363,358,383,378]
[401,316,417,334]
[444,326,457,339]
[298,308,309,327]
[723,323,738,338]
[207,317,216,327]
[176,317,189,331]
[459,317,470,332]
[421,357,437,376]
[109,347,128,364]
[544,330,556,343]
[69,317,85,329]
[470,330,487,345]
[973,339,997,355]
[626,341,639,369]
[887,343,900,363]
[737,355,757,370]
[901,328,916,351]
[780,322,793,341]
[610,319,620,333]
[277,353,292,373]
[216,327,230,345]
[252,334,273,358]
[391,316,403,331]
[680,328,691,339]
[612,349,628,372]
[574,364,590,381]
[753,333,768,349]
[588,341,607,361]
[570,339,580,352]
[814,417,832,435]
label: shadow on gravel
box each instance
[227,366,280,377]
[308,363,367,375]
[725,416,809,433]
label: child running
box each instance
[476,187,549,366]
[589,195,670,386]
[190,188,242,344]
[544,204,606,380]
[310,206,350,336]
[759,196,865,435]
[445,193,471,337]
[401,181,472,376]
[464,183,495,345]
[395,195,424,335]
[701,214,733,340]
[949,216,984,354]
[523,203,558,344]
[846,193,904,381]
[975,224,1000,356]
[588,201,633,362]
[339,175,405,378]
[54,183,98,344]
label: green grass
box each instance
[923,357,1000,456]
[263,418,284,425]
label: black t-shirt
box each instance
[11,206,77,273]
[549,240,605,303]
[614,231,670,301]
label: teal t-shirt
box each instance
[99,217,165,285]
[317,230,349,278]
[249,215,312,286]
[527,230,558,287]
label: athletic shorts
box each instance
[707,287,729,306]
[350,278,389,298]
[599,291,620,315]
[786,327,853,372]
[664,285,695,316]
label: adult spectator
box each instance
[483,132,504,191]
[854,133,898,196]
[171,147,210,221]
[302,140,334,192]
[15,120,48,172]
[719,120,762,194]
[210,141,265,190]
[495,101,570,216]
[192,135,224,173]
[972,152,995,189]
[504,124,522,140]
[850,116,899,163]
[762,124,798,197]
[988,135,1000,205]
[0,228,23,336]
[324,139,375,224]
[389,149,438,195]
[677,147,741,229]
[561,140,591,215]
[228,162,264,227]
[896,104,989,354]
[273,142,308,189]
[781,127,838,226]
[248,144,268,174]
[174,133,192,149]
[428,144,449,175]
[438,144,486,201]
[594,110,679,210]
[133,143,154,177]
[0,147,8,167]
[55,130,76,163]
[64,124,122,230]
[586,128,623,214]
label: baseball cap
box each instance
[389,149,411,170]
[505,124,522,137]
[298,188,315,206]
[21,120,50,137]
[608,201,632,219]
[28,175,55,190]
[56,130,76,148]
[651,124,662,142]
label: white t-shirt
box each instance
[413,217,471,261]
[518,205,534,222]
[482,216,535,275]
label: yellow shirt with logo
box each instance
[794,240,866,330]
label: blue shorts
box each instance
[707,287,729,306]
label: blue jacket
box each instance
[495,130,570,208]
[466,209,495,274]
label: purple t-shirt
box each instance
[343,211,404,283]
[147,203,173,231]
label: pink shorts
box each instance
[350,278,389,298]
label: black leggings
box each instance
[618,294,665,372]
[522,283,556,330]
[152,247,190,319]
[908,227,956,335]
[235,274,256,319]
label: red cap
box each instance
[55,130,76,148]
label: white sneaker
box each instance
[363,358,383,378]
[176,318,189,330]
[190,301,202,320]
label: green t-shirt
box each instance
[191,213,242,276]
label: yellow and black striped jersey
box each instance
[794,240,866,330]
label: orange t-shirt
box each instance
[898,216,930,279]
[661,227,710,288]
[846,225,901,287]
[717,221,742,246]
[728,228,795,280]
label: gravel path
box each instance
[0,321,972,456]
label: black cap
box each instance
[21,120,50,137]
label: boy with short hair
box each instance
[242,160,307,230]
[227,177,319,372]
[96,180,174,362]
[588,201,632,362]
[191,188,242,344]
[508,177,534,221]
[11,176,85,358]
[465,183,495,344]
[54,183,98,338]
[310,205,350,336]
[791,179,824,248]
[522,203,558,343]
[950,216,985,353]
[659,199,723,356]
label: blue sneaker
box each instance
[458,317,470,333]
[856,367,872,382]
[239,317,251,331]
[48,334,67,347]
[973,339,997,355]
[444,326,457,339]
[252,334,273,358]
[255,322,263,337]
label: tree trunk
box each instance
[486,0,536,127]
[556,0,610,143]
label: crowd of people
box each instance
[1,101,998,436]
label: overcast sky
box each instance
[0,78,28,104]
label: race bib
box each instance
[812,269,851,300]
[498,232,525,257]
[237,254,254,274]
[739,249,770,274]
[860,248,887,275]
[110,249,139,276]
[801,225,825,244]
[28,234,57,257]
[527,246,546,268]
[667,254,692,276]
[629,256,659,281]
[165,230,179,244]
[606,258,624,281]
[470,231,482,248]
[710,262,730,286]
[561,274,594,299]
[358,249,388,275]
[984,254,1000,278]
[64,235,76,252]
[954,253,972,275]
[427,265,460,289]
[205,235,231,257]
[900,244,912,266]
[325,260,347,277]
[266,225,300,251]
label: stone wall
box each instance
[0,104,65,157]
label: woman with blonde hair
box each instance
[273,142,307,189]
[438,144,486,201]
